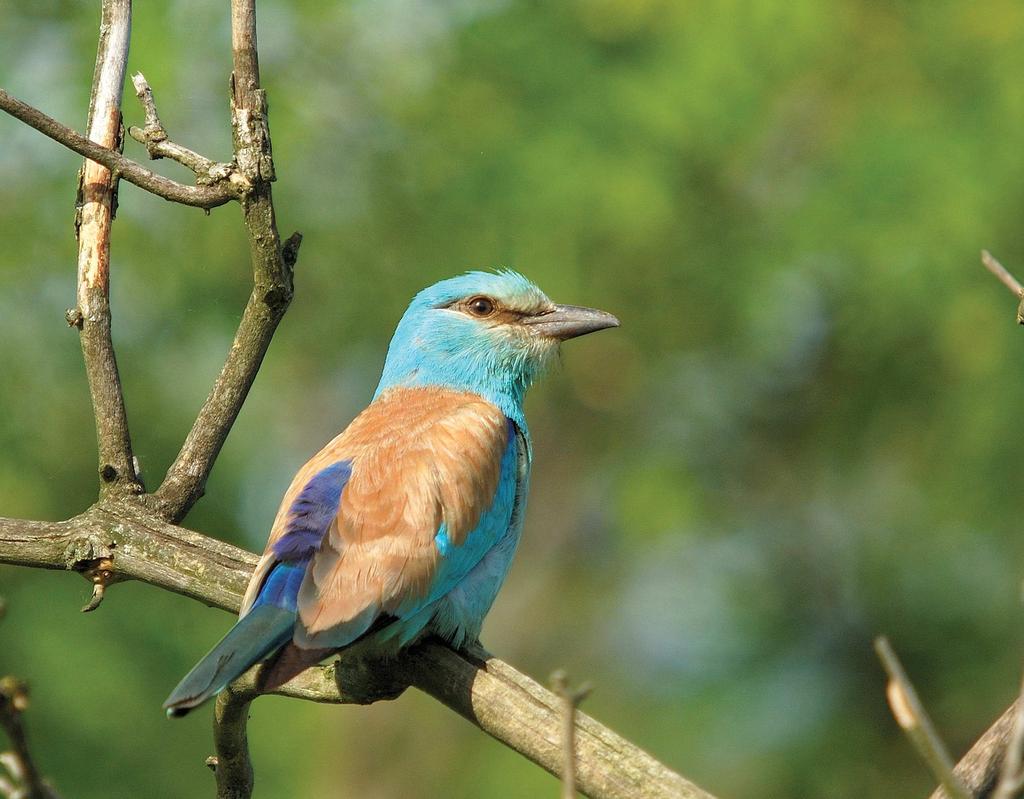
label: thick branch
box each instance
[0,505,714,799]
[211,690,253,799]
[0,89,237,209]
[153,0,296,523]
[74,0,142,498]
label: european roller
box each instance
[164,271,618,715]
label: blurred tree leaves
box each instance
[3,1,1024,796]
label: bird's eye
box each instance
[466,296,495,317]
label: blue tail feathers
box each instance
[163,562,305,716]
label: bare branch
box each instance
[0,612,61,799]
[552,670,594,799]
[211,689,254,799]
[153,0,298,523]
[983,250,1024,299]
[128,73,246,189]
[0,506,715,799]
[930,702,1018,799]
[0,89,237,209]
[875,637,969,799]
[992,675,1024,799]
[72,0,143,498]
[981,250,1024,326]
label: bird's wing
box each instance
[295,387,511,647]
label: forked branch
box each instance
[0,89,237,209]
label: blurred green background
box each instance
[3,1,1024,796]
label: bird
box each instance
[163,270,618,716]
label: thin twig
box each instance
[73,0,142,497]
[875,637,970,799]
[127,73,246,188]
[152,0,298,523]
[0,89,237,209]
[982,250,1024,298]
[552,670,594,799]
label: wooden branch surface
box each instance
[0,507,714,799]
[0,89,236,208]
[74,0,142,498]
[930,702,1017,799]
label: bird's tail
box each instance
[163,603,296,717]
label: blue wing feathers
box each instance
[273,460,351,561]
[163,463,351,715]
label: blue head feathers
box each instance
[375,271,619,423]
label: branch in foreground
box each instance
[874,637,969,799]
[930,702,1018,799]
[992,674,1024,799]
[153,0,297,523]
[0,89,237,209]
[0,677,57,799]
[0,506,715,799]
[211,689,253,799]
[552,670,594,799]
[73,0,141,499]
[0,598,60,799]
[981,250,1024,325]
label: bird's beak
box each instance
[522,304,620,340]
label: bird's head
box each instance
[375,271,619,418]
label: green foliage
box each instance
[3,1,1024,796]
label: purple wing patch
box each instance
[272,460,352,562]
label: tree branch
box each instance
[930,702,1018,799]
[0,600,61,799]
[211,689,253,799]
[552,670,594,799]
[875,637,969,799]
[0,89,237,209]
[0,678,56,799]
[127,73,247,189]
[992,675,1024,799]
[72,0,143,499]
[152,0,297,523]
[0,506,715,799]
[981,250,1024,325]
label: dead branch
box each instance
[211,689,254,799]
[991,674,1024,799]
[930,702,1018,799]
[875,637,969,799]
[127,73,246,189]
[552,670,594,799]
[0,89,236,208]
[73,0,142,500]
[0,604,61,799]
